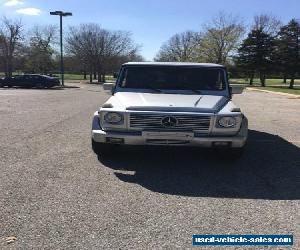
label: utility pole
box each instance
[50,11,72,86]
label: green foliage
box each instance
[24,39,55,73]
[275,19,300,88]
[235,18,300,89]
[23,25,57,74]
[236,29,275,86]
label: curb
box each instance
[246,87,300,98]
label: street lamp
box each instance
[50,11,72,86]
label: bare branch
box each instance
[253,14,282,35]
[0,16,23,76]
[155,31,201,62]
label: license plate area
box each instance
[142,131,194,139]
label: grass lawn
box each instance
[230,78,300,86]
[248,86,300,95]
[230,78,300,95]
[63,73,115,81]
[63,74,85,80]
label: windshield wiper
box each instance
[188,89,202,94]
[145,86,162,93]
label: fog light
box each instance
[106,137,124,144]
[213,141,230,147]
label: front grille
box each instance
[129,113,211,133]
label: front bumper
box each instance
[92,116,248,148]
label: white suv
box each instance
[91,62,248,158]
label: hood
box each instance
[109,92,228,113]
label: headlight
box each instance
[218,116,236,128]
[104,112,123,124]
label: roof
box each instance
[22,74,58,78]
[123,62,224,67]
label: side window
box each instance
[120,69,128,87]
[206,70,223,90]
[216,71,222,88]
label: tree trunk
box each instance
[83,71,87,80]
[289,77,294,89]
[103,73,106,83]
[97,64,103,83]
[7,56,13,77]
[5,59,13,77]
[249,72,254,85]
[260,72,265,87]
[8,65,13,77]
[93,71,97,80]
[97,72,101,83]
[283,74,287,84]
[4,69,8,78]
[89,73,93,83]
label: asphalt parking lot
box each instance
[0,83,299,249]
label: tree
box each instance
[199,12,244,64]
[0,17,23,77]
[66,24,140,83]
[275,19,300,89]
[236,29,275,86]
[253,14,282,36]
[154,31,201,62]
[102,47,144,77]
[66,24,98,82]
[24,25,57,73]
[235,41,256,85]
[99,29,140,81]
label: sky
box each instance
[1,0,300,60]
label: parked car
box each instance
[1,74,60,88]
[91,62,248,158]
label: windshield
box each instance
[118,66,226,91]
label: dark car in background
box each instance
[0,74,60,88]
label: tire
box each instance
[215,147,244,161]
[92,139,115,156]
[35,83,43,89]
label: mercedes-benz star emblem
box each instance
[161,116,178,127]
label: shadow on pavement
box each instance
[98,130,300,200]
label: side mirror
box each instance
[230,86,244,94]
[103,82,115,91]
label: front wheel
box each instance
[92,139,115,156]
[35,83,43,89]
